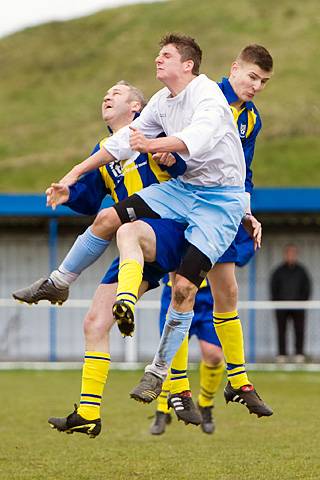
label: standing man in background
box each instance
[270,244,312,363]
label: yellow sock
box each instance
[198,360,225,407]
[214,310,250,389]
[156,376,171,414]
[77,351,110,420]
[170,336,190,394]
[116,258,143,313]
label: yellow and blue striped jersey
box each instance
[218,77,262,194]
[65,135,186,216]
[97,137,172,203]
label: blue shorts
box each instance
[101,218,188,290]
[218,223,255,266]
[137,178,246,265]
[158,225,254,345]
[159,285,221,347]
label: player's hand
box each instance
[129,126,150,152]
[153,152,176,167]
[242,213,262,250]
[45,183,70,210]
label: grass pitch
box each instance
[0,370,319,480]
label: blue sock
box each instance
[146,308,194,379]
[61,226,110,274]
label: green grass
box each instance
[0,0,319,191]
[0,370,320,479]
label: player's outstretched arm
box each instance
[59,148,116,187]
[46,148,115,210]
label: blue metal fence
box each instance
[2,188,320,362]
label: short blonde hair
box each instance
[116,80,147,111]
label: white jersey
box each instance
[103,74,245,187]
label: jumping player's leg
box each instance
[48,272,150,437]
[12,192,159,305]
[112,220,156,336]
[113,217,187,337]
[53,193,158,289]
[12,206,121,304]
[144,246,210,383]
[208,264,273,417]
[48,282,118,438]
[197,339,224,434]
[208,263,251,389]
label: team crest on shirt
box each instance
[239,123,247,137]
[108,161,123,178]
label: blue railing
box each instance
[1,188,320,216]
[2,188,320,362]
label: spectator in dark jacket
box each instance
[270,244,312,363]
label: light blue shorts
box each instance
[137,178,246,265]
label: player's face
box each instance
[101,84,132,122]
[155,44,188,83]
[230,61,272,102]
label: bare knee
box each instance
[116,221,156,262]
[83,308,112,341]
[173,276,197,308]
[212,276,238,308]
[92,207,121,240]
[116,223,136,246]
[201,342,224,365]
[209,264,238,309]
[220,279,238,303]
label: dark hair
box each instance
[159,33,202,75]
[238,44,273,72]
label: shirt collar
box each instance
[219,77,256,112]
[219,77,239,105]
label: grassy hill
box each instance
[0,0,319,192]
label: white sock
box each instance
[49,267,79,289]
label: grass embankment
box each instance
[0,0,319,191]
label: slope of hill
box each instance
[0,0,319,191]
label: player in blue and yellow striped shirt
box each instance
[13,80,187,437]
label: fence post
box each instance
[48,218,58,362]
